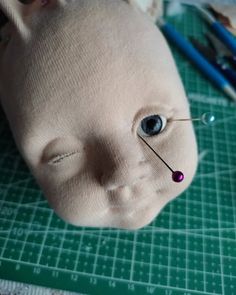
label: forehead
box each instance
[22,2,181,83]
[21,4,185,109]
[1,0,189,146]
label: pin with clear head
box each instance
[201,113,215,125]
[169,112,216,125]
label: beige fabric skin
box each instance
[128,0,163,21]
[0,0,198,229]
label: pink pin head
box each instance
[172,171,184,183]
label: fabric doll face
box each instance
[0,0,198,229]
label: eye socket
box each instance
[137,114,167,137]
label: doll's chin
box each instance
[55,206,159,230]
[97,205,159,229]
[54,192,164,230]
[108,201,163,229]
[109,212,158,230]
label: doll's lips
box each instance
[107,186,132,207]
[96,183,159,226]
[107,191,158,222]
[107,181,157,210]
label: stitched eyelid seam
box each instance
[48,151,80,165]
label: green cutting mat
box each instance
[0,5,236,295]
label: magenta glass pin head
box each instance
[172,171,184,183]
[137,135,185,184]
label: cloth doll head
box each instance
[0,0,198,229]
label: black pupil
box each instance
[141,115,162,136]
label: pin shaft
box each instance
[169,118,201,122]
[137,134,174,173]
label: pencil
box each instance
[195,5,236,57]
[157,19,236,102]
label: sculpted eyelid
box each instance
[42,137,84,164]
[48,151,81,165]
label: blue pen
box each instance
[196,5,236,57]
[157,19,236,102]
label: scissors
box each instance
[206,32,236,70]
[190,35,236,87]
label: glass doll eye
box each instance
[137,114,167,137]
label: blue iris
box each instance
[141,115,163,136]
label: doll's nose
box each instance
[100,160,152,191]
[99,142,152,191]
